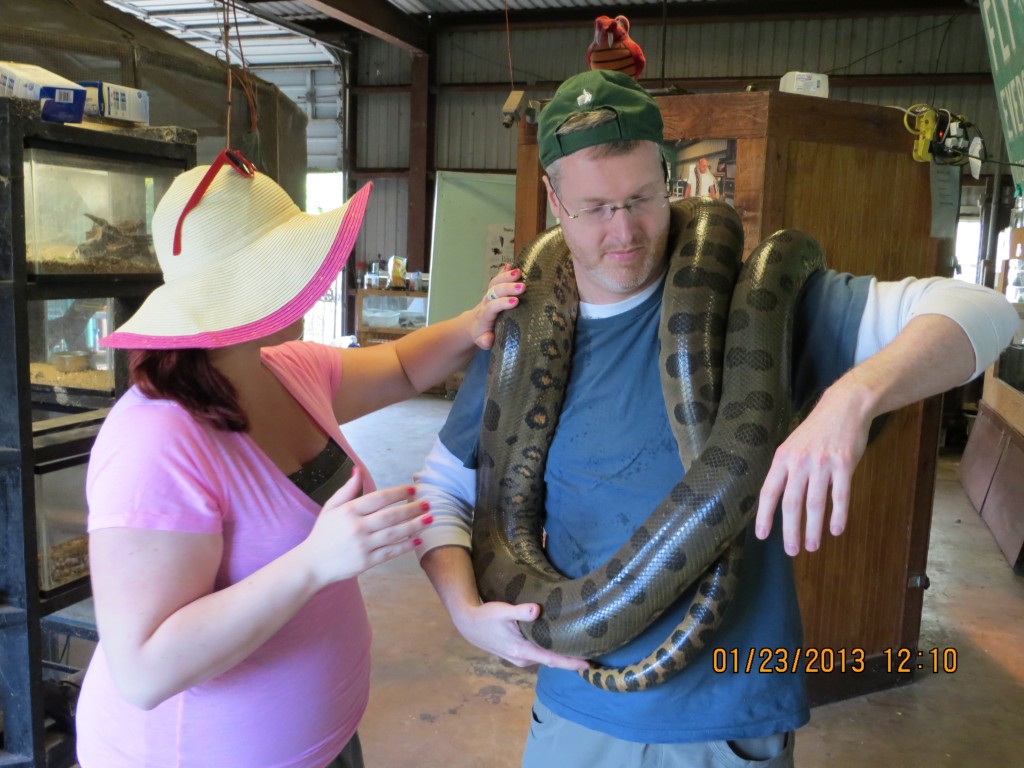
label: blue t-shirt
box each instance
[440,269,870,743]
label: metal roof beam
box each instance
[429,0,977,31]
[284,0,429,53]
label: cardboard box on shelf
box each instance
[79,81,150,124]
[779,71,829,98]
[0,61,86,123]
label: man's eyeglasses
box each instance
[553,190,670,224]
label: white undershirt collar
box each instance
[578,271,666,319]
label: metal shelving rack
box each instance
[0,96,194,767]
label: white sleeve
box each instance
[413,437,477,557]
[855,276,1019,382]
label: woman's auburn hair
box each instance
[129,349,248,432]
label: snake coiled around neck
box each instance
[472,198,825,691]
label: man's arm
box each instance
[756,277,1018,555]
[415,439,588,670]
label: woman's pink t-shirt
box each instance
[76,342,375,768]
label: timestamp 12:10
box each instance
[710,647,959,674]
[884,647,958,673]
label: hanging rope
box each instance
[221,0,232,147]
[217,0,262,166]
[660,0,668,87]
[504,0,515,88]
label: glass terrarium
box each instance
[23,146,178,275]
[356,290,427,342]
[28,297,115,396]
[35,459,89,592]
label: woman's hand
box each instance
[468,264,526,350]
[300,467,433,586]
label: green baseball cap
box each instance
[538,70,664,168]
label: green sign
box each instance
[982,0,1024,185]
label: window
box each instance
[302,172,352,345]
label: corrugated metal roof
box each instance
[103,1,343,67]
[104,2,980,66]
[96,3,721,72]
[102,2,998,174]
[389,0,677,12]
[101,1,351,171]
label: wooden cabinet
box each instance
[515,91,945,706]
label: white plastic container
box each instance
[364,309,401,327]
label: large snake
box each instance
[472,198,826,691]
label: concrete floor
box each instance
[345,395,1024,768]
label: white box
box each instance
[79,81,150,125]
[0,61,86,123]
[779,71,829,99]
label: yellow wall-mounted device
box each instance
[911,108,937,163]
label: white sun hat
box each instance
[102,149,371,349]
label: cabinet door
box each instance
[980,434,1024,573]
[959,407,1007,511]
[780,139,941,704]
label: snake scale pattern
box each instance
[472,198,826,691]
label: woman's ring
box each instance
[488,290,498,301]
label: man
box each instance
[415,70,1017,767]
[684,155,719,198]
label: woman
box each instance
[75,149,525,768]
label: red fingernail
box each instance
[421,514,434,525]
[407,486,416,496]
[510,269,520,278]
[515,283,524,292]
[413,537,423,547]
[421,501,430,512]
[508,297,518,305]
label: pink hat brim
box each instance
[102,182,372,349]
